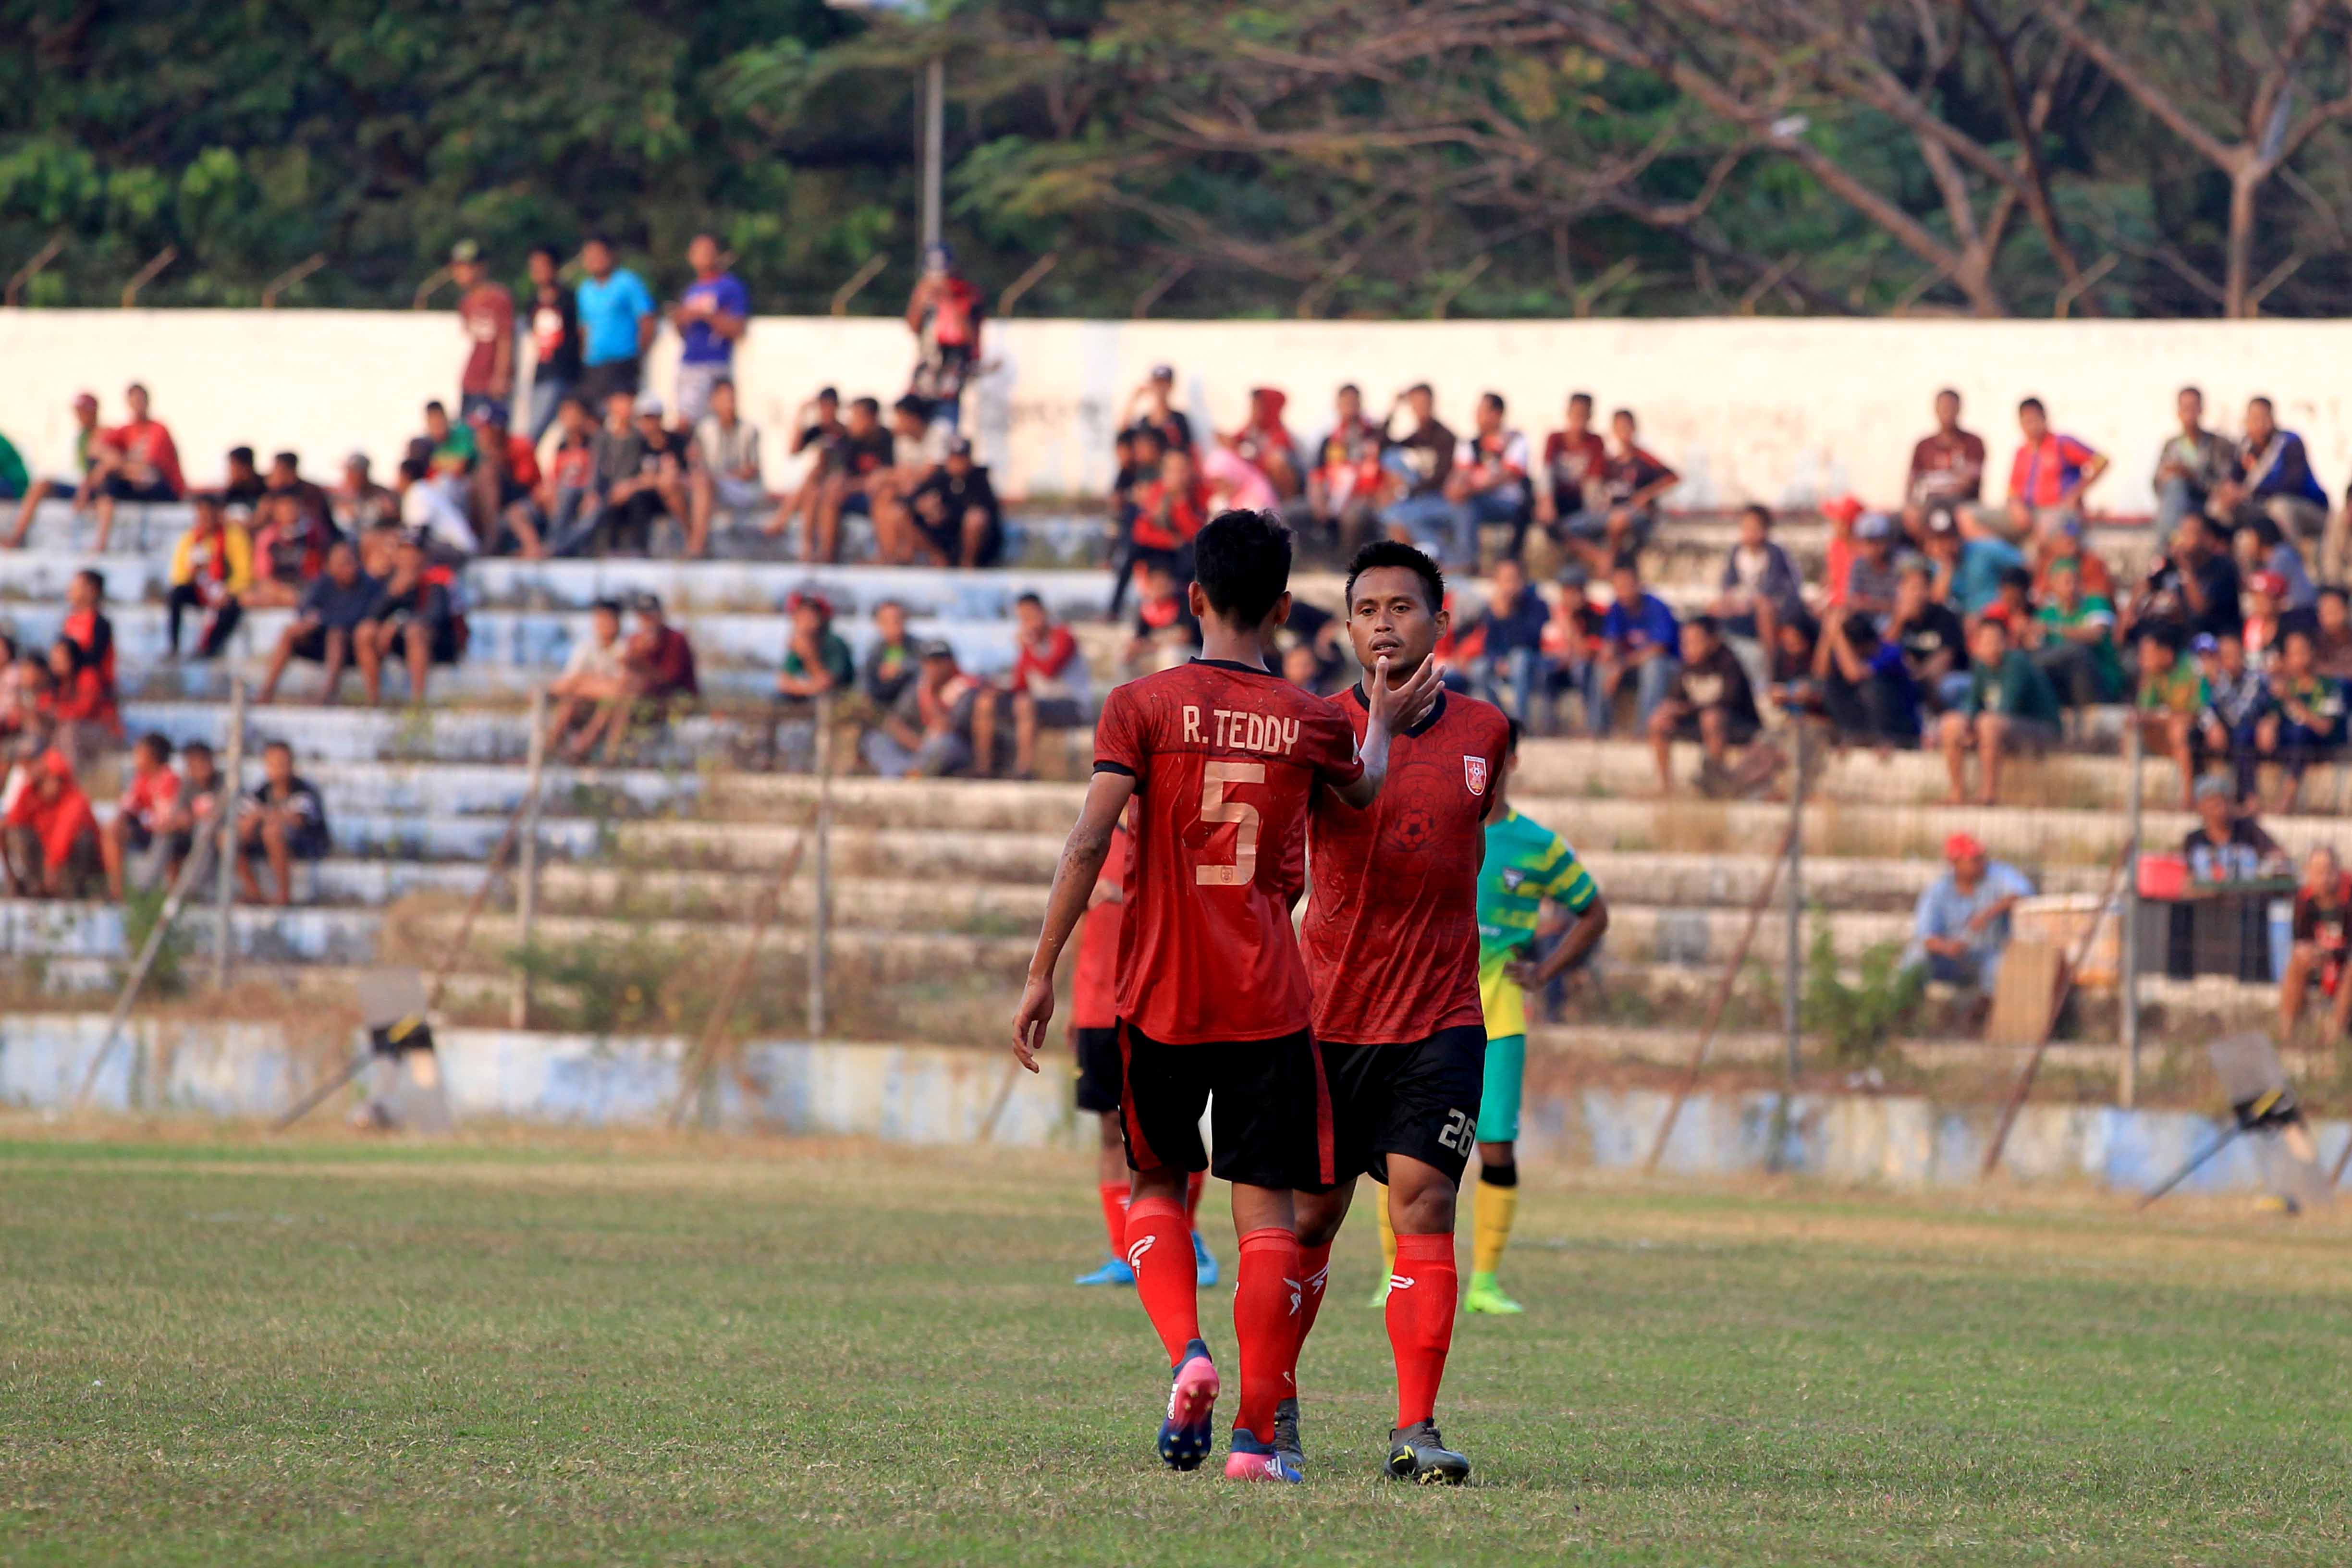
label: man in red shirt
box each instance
[87,382,184,552]
[1012,510,1438,1483]
[1900,388,1987,546]
[452,241,516,425]
[101,731,182,900]
[2,748,101,898]
[1130,445,1208,564]
[2003,396,2107,541]
[1533,390,1608,540]
[1290,539,1509,1486]
[1006,592,1091,780]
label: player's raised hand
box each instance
[1011,973,1055,1072]
[1367,652,1445,734]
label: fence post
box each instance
[1783,723,1806,1082]
[213,674,245,990]
[511,688,547,1029]
[808,691,833,1038]
[2119,714,2143,1107]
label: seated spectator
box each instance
[1564,408,1677,573]
[2312,588,2352,680]
[236,740,329,906]
[1104,424,1164,615]
[622,392,690,553]
[4,390,101,549]
[419,401,476,482]
[101,731,181,900]
[1125,557,1202,674]
[85,382,184,553]
[2129,516,2243,647]
[543,599,629,757]
[2022,555,2121,712]
[1900,388,1986,545]
[858,599,921,717]
[2132,626,2204,810]
[2029,516,2113,604]
[1765,609,1823,720]
[2197,632,2268,802]
[1819,610,1921,752]
[773,590,854,772]
[537,396,600,552]
[1446,392,1532,567]
[1902,832,2033,992]
[1221,387,1301,501]
[2281,846,2352,1042]
[62,567,116,703]
[2243,570,2288,669]
[165,494,253,660]
[1128,445,1208,576]
[255,539,383,705]
[331,451,399,534]
[395,456,480,558]
[1,748,101,899]
[1006,593,1089,779]
[906,437,1004,568]
[1200,441,1278,516]
[1977,564,2035,641]
[357,533,465,705]
[247,469,343,609]
[1819,493,1863,612]
[767,387,848,551]
[1939,617,2061,806]
[1712,503,1801,649]
[466,412,545,558]
[2182,774,2286,882]
[2233,515,2315,616]
[1534,391,1609,544]
[1376,384,1459,562]
[0,634,24,743]
[810,395,897,565]
[219,446,266,510]
[1471,556,1549,728]
[2153,385,2235,537]
[2209,396,2329,566]
[1308,383,1385,556]
[1120,364,1195,456]
[862,641,981,778]
[1923,508,2025,617]
[1540,564,1604,730]
[877,392,950,548]
[687,378,765,557]
[262,451,332,538]
[150,738,223,886]
[3,649,50,744]
[1584,556,1678,738]
[1647,615,1763,795]
[2002,396,2106,542]
[2250,627,2348,810]
[1843,512,1901,617]
[42,636,119,765]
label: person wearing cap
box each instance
[2002,396,2106,542]
[164,493,254,660]
[1119,364,1193,455]
[450,240,514,425]
[1902,833,2034,992]
[1842,511,1902,617]
[2152,385,2234,538]
[776,589,852,704]
[670,233,748,427]
[4,390,103,549]
[1922,505,2025,617]
[905,434,1004,568]
[862,639,980,779]
[2197,629,2267,800]
[0,748,102,899]
[574,233,657,406]
[1940,616,2062,805]
[1900,388,1986,545]
[686,377,765,557]
[2183,772,2285,882]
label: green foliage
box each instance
[119,885,192,1000]
[505,931,686,1038]
[1801,922,1924,1067]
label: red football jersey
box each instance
[1302,687,1512,1044]
[1067,821,1130,1031]
[1094,658,1365,1044]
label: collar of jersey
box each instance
[1348,682,1447,737]
[1190,656,1273,675]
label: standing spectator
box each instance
[2132,626,2204,809]
[2250,627,2348,810]
[1819,610,1921,751]
[1843,512,1902,617]
[2197,632,2268,802]
[543,599,629,757]
[449,241,514,424]
[687,377,765,557]
[1940,617,2062,806]
[165,494,253,660]
[2023,555,2122,713]
[4,390,101,548]
[522,244,582,442]
[236,740,329,906]
[255,539,382,705]
[331,452,398,534]
[859,599,921,715]
[1471,557,1549,727]
[1903,833,2033,992]
[1376,383,1458,554]
[574,234,656,406]
[2212,396,2334,577]
[907,437,1004,568]
[1712,503,1802,649]
[1308,383,1385,555]
[1220,387,1302,502]
[1533,391,1609,542]
[1900,388,1986,544]
[357,534,464,705]
[1446,392,1532,569]
[2281,846,2352,1041]
[1888,560,1971,711]
[2152,385,2234,536]
[1587,556,1679,737]
[1648,615,1762,795]
[1541,565,1604,730]
[905,245,983,426]
[2312,588,2352,680]
[86,382,184,552]
[773,591,853,772]
[1,749,101,899]
[2130,516,2243,645]
[1119,364,1193,455]
[2002,397,2106,542]
[101,731,181,900]
[1007,593,1090,779]
[671,233,748,426]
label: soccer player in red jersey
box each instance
[1291,539,1511,1484]
[1013,509,1439,1482]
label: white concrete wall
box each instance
[6,308,2348,510]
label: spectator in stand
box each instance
[2132,625,2204,809]
[1923,508,2026,618]
[1471,556,1549,728]
[670,233,749,426]
[869,394,949,564]
[2243,570,2288,669]
[395,454,480,558]
[807,395,897,566]
[523,244,582,442]
[1648,614,1763,795]
[2002,396,2107,542]
[2153,385,2234,537]
[1843,512,1902,617]
[768,388,848,553]
[1308,383,1385,556]
[1446,392,1532,568]
[1566,409,1678,574]
[165,494,253,660]
[1900,388,1986,546]
[1,748,101,899]
[2313,588,2352,679]
[1713,503,1802,652]
[2030,516,2114,604]
[905,245,983,426]
[1007,593,1090,779]
[2210,396,2331,571]
[236,740,329,906]
[562,593,698,763]
[1376,383,1458,557]
[1977,564,2035,643]
[863,641,981,778]
[101,731,181,900]
[2197,632,2267,802]
[1587,555,1679,737]
[357,534,465,705]
[220,446,266,510]
[538,396,600,552]
[246,469,340,610]
[2282,846,2352,1041]
[449,241,514,423]
[1819,493,1864,612]
[1903,832,2033,992]
[2023,555,2122,713]
[43,637,119,766]
[1534,391,1609,545]
[1120,365,1194,455]
[62,567,115,706]
[608,392,688,554]
[255,538,382,705]
[907,436,1004,568]
[0,426,22,506]
[467,411,545,557]
[774,590,853,772]
[2234,515,2315,616]
[687,377,765,557]
[1282,641,1325,693]
[574,234,657,405]
[417,401,474,483]
[543,598,629,758]
[1940,617,2062,806]
[258,451,330,535]
[2183,774,2286,882]
[151,738,222,887]
[2251,627,2348,810]
[858,599,920,719]
[1819,610,1921,752]
[2130,516,2243,646]
[1542,564,1605,730]
[85,382,184,552]
[4,390,101,548]
[1221,387,1302,503]
[1125,557,1201,674]
[1129,443,1207,576]
[331,452,398,535]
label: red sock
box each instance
[1184,1168,1206,1228]
[1294,1241,1333,1349]
[1125,1197,1200,1364]
[1386,1233,1458,1429]
[1096,1181,1129,1259]
[1232,1227,1302,1444]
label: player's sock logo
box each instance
[1284,1274,1303,1316]
[1126,1236,1157,1271]
[1303,1264,1330,1296]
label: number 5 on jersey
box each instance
[1196,760,1264,886]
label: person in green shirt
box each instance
[774,590,855,772]
[1940,617,2061,805]
[0,429,28,500]
[2024,555,2121,709]
[2132,625,2204,808]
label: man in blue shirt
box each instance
[1584,555,1679,736]
[1903,832,2034,990]
[1924,508,2024,616]
[671,233,748,426]
[575,234,657,408]
[1472,555,1551,727]
[2211,395,2334,577]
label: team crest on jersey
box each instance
[1464,756,1489,796]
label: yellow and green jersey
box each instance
[1476,808,1598,1040]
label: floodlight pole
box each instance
[920,53,944,257]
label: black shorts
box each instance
[289,624,359,662]
[1072,1025,1121,1114]
[1315,1024,1487,1188]
[577,358,641,406]
[1117,1020,1334,1191]
[385,615,463,664]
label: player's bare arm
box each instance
[1506,892,1610,990]
[1012,769,1137,1070]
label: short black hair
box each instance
[136,731,172,763]
[851,396,881,416]
[424,400,446,416]
[229,445,255,466]
[817,386,839,402]
[1504,715,1522,753]
[591,597,623,617]
[2250,394,2276,414]
[74,567,104,595]
[893,393,927,417]
[2018,396,2045,415]
[584,232,615,250]
[264,739,294,758]
[1568,391,1593,409]
[1015,591,1044,610]
[1740,502,1772,528]
[528,243,562,266]
[183,739,213,762]
[1193,510,1294,628]
[1688,613,1722,640]
[1997,564,2033,592]
[1841,610,1878,649]
[1479,391,1505,415]
[1342,539,1444,614]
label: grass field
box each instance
[5,1127,2351,1567]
